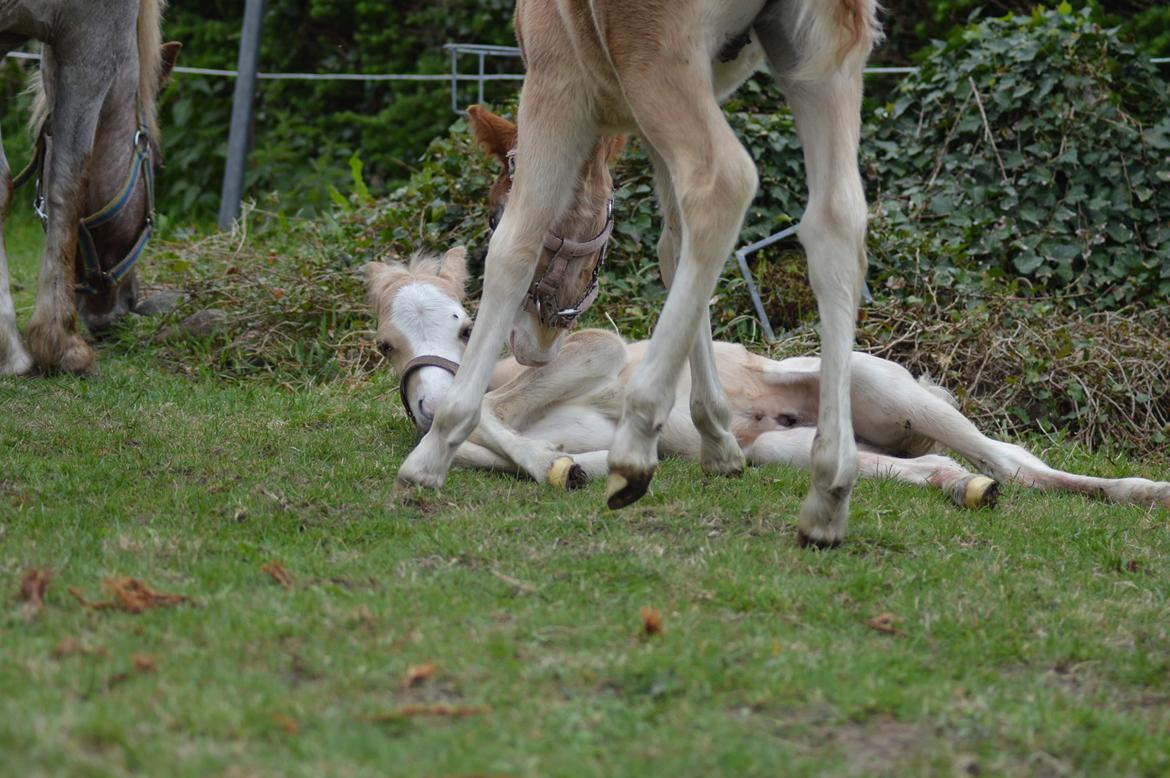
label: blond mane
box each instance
[27,0,168,141]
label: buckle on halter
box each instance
[33,192,48,227]
[76,270,114,295]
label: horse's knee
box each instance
[677,142,757,244]
[431,394,482,442]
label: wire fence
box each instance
[5,46,1170,338]
[6,47,1168,114]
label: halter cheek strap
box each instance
[398,355,461,427]
[13,106,155,296]
[498,149,616,329]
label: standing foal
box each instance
[399,0,880,547]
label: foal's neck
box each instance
[553,141,612,240]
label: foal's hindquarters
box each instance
[398,0,879,545]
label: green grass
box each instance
[3,216,1170,777]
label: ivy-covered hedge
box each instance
[868,6,1170,307]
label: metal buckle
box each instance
[33,191,48,226]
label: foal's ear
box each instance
[366,261,409,311]
[606,135,627,166]
[439,246,470,297]
[159,42,183,89]
[467,104,517,166]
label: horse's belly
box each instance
[523,405,618,454]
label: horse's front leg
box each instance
[648,146,744,477]
[604,29,759,509]
[457,330,628,489]
[396,79,596,489]
[25,58,120,375]
[0,123,34,376]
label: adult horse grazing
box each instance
[372,251,1170,510]
[399,0,880,546]
[0,0,179,376]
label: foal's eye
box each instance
[459,323,473,342]
[377,340,394,357]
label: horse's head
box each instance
[467,105,624,367]
[367,247,473,432]
[72,40,181,332]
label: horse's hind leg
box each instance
[25,52,121,375]
[648,146,745,477]
[604,18,758,509]
[896,393,1170,509]
[0,123,34,376]
[746,428,998,510]
[397,78,597,488]
[764,70,868,545]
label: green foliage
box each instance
[157,0,517,223]
[867,7,1170,307]
[6,352,1170,776]
[883,1,1170,61]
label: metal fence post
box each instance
[218,0,266,230]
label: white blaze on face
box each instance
[391,282,469,428]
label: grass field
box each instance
[3,215,1170,777]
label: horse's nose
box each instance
[415,396,436,430]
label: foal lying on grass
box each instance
[370,248,1170,512]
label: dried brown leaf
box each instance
[133,653,157,673]
[403,662,438,688]
[262,561,295,590]
[69,577,191,613]
[867,612,900,635]
[640,607,663,636]
[367,704,488,721]
[17,567,53,616]
[274,714,300,734]
[51,637,105,659]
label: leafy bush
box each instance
[156,0,517,223]
[867,6,1170,307]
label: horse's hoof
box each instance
[699,436,746,476]
[0,343,34,376]
[27,324,97,376]
[548,457,586,490]
[796,527,844,549]
[796,489,850,549]
[949,475,998,510]
[395,461,444,490]
[606,467,655,510]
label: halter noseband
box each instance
[496,148,615,330]
[13,105,156,296]
[398,355,461,427]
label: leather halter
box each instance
[13,106,155,296]
[496,148,615,329]
[398,355,460,427]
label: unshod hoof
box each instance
[948,475,999,510]
[606,467,655,510]
[548,457,587,491]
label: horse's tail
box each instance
[784,0,882,81]
[137,0,167,138]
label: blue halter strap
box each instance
[14,105,155,295]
